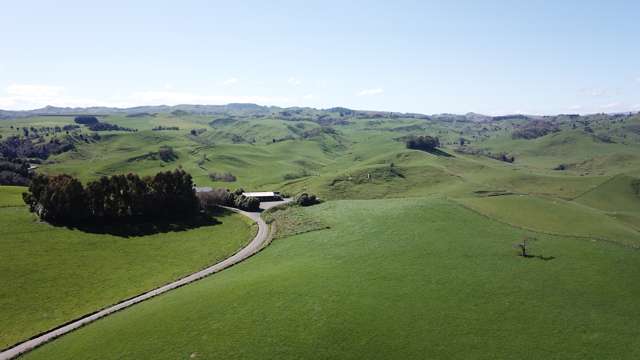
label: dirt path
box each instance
[0,201,288,360]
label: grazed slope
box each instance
[0,187,254,349]
[24,198,640,360]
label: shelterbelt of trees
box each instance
[23,169,199,224]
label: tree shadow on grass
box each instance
[55,207,235,238]
[520,254,556,261]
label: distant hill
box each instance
[1,104,638,125]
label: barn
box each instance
[242,191,283,202]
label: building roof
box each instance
[243,192,280,198]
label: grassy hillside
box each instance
[458,194,640,247]
[3,110,640,358]
[23,198,640,359]
[0,186,255,349]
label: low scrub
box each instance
[209,171,237,182]
[294,192,321,206]
[455,147,515,163]
[0,158,32,186]
[511,120,559,140]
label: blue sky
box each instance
[1,0,639,114]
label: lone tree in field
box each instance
[514,236,536,257]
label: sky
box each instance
[1,0,639,115]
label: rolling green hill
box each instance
[2,107,640,358]
[22,198,640,360]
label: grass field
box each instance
[458,194,640,247]
[0,186,255,349]
[22,198,640,359]
[3,111,640,358]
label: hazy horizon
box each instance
[1,102,638,118]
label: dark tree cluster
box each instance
[405,135,440,152]
[62,124,81,131]
[157,146,178,162]
[0,157,32,186]
[196,188,260,212]
[87,122,136,132]
[22,169,199,224]
[152,126,180,131]
[0,136,75,160]
[190,128,207,136]
[493,152,515,163]
[74,116,100,125]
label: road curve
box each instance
[0,202,286,360]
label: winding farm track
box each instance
[0,201,288,360]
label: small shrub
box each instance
[294,193,320,207]
[158,146,178,162]
[209,172,237,182]
[511,120,559,140]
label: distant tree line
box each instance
[23,169,199,224]
[74,116,136,132]
[405,135,440,152]
[88,122,136,132]
[152,126,180,131]
[127,112,156,118]
[74,116,100,125]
